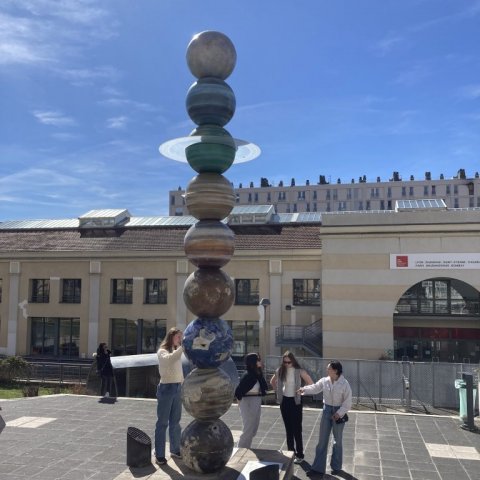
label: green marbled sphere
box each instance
[186,125,236,174]
[181,367,233,420]
[186,31,236,80]
[185,220,235,268]
[186,77,236,127]
[183,267,234,318]
[185,173,235,220]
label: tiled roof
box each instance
[0,225,321,253]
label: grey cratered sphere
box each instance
[186,31,236,80]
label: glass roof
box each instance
[395,199,447,211]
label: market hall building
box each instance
[0,202,479,364]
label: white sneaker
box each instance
[105,392,110,398]
[294,456,304,464]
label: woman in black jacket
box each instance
[234,352,268,448]
[96,343,114,397]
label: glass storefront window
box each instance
[30,317,79,358]
[111,318,167,355]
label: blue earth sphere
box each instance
[183,318,233,368]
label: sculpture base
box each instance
[116,448,294,480]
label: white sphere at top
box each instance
[186,31,236,80]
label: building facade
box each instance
[1,204,479,363]
[169,169,480,216]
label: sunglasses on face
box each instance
[283,360,292,364]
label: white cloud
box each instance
[375,34,405,56]
[57,65,120,86]
[458,84,480,99]
[33,110,76,127]
[394,64,430,86]
[0,1,117,68]
[107,116,128,129]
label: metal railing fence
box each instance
[265,356,479,411]
[25,362,92,384]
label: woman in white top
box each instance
[154,327,183,465]
[299,360,352,477]
[270,351,313,464]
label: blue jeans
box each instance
[154,383,182,459]
[311,404,345,473]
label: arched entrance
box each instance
[393,277,480,362]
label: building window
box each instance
[387,200,392,209]
[424,186,428,196]
[30,317,80,358]
[293,279,321,306]
[454,198,459,208]
[248,193,252,202]
[62,279,81,303]
[401,187,406,197]
[293,203,297,212]
[227,320,259,362]
[30,279,50,303]
[112,279,133,304]
[254,193,258,202]
[409,187,414,196]
[387,187,392,198]
[333,189,338,200]
[313,191,317,200]
[338,201,347,211]
[366,200,371,210]
[469,197,474,207]
[454,185,458,195]
[170,195,175,205]
[145,279,167,304]
[235,279,259,305]
[267,192,271,202]
[432,185,436,196]
[313,203,317,211]
[380,200,385,210]
[446,185,451,195]
[306,203,310,212]
[111,318,167,355]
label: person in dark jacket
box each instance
[96,343,114,397]
[234,352,268,448]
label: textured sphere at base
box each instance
[183,268,234,318]
[186,31,236,80]
[185,173,235,220]
[180,419,234,473]
[183,317,233,368]
[182,367,233,420]
[185,220,235,268]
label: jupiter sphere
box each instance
[185,173,235,220]
[184,220,235,268]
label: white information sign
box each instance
[390,253,480,270]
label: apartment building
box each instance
[169,169,480,216]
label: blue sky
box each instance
[1,0,480,221]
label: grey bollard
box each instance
[461,373,476,431]
[126,426,152,468]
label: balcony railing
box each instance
[275,320,322,356]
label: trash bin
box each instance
[455,379,477,422]
[126,426,152,468]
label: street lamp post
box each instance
[259,298,271,360]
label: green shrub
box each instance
[0,356,31,382]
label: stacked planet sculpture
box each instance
[159,31,260,474]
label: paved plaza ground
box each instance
[0,395,479,480]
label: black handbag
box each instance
[335,413,349,424]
